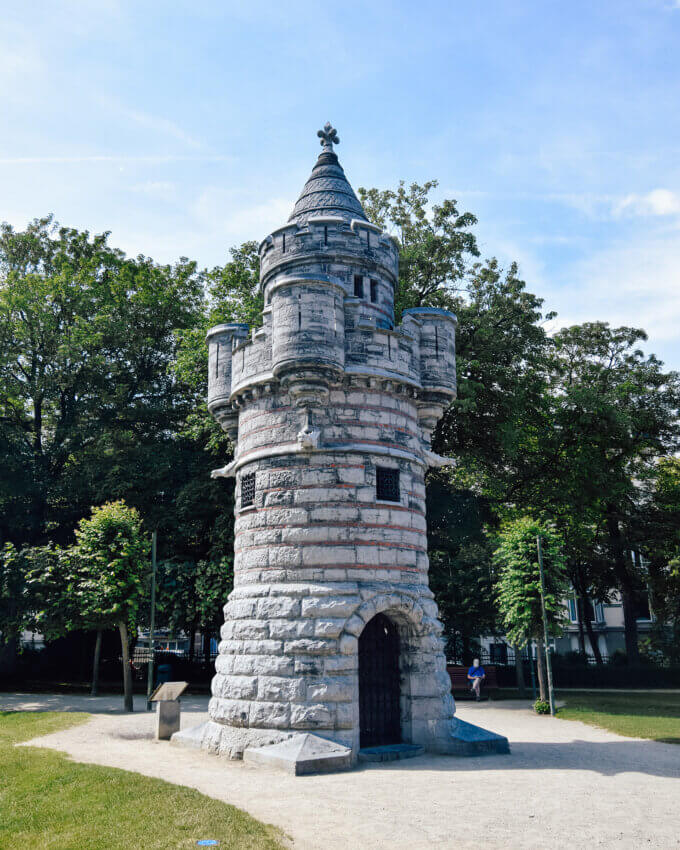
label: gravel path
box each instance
[3,692,680,849]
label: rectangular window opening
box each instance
[370,279,378,303]
[282,233,286,253]
[376,466,400,502]
[324,225,328,245]
[354,275,364,298]
[567,597,577,623]
[241,472,256,507]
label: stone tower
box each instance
[195,124,507,762]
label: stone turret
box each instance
[193,124,508,763]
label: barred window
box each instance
[241,472,256,507]
[354,275,364,298]
[376,467,400,502]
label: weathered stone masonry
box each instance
[202,124,464,760]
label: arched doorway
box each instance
[359,613,401,747]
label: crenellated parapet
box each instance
[206,300,456,456]
[260,217,398,301]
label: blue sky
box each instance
[2,1,680,368]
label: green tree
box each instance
[494,518,568,700]
[0,544,28,668]
[358,180,552,503]
[157,556,234,663]
[0,216,203,547]
[426,475,497,661]
[71,501,149,710]
[637,458,680,662]
[358,180,479,318]
[536,323,680,663]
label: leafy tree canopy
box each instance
[494,517,568,647]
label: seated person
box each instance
[467,658,486,700]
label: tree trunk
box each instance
[607,509,640,663]
[512,643,526,698]
[0,636,18,676]
[118,620,134,712]
[619,587,640,663]
[582,604,604,665]
[188,618,198,661]
[575,595,587,656]
[461,634,471,666]
[90,629,102,696]
[536,639,548,702]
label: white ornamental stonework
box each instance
[201,124,472,761]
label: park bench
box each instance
[447,664,499,700]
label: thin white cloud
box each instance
[612,189,680,218]
[93,95,205,151]
[118,107,204,151]
[546,231,680,347]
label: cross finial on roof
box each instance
[317,122,339,152]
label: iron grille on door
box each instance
[241,472,256,507]
[376,467,400,502]
[359,613,401,748]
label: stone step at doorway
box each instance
[358,743,425,763]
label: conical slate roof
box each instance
[288,123,368,224]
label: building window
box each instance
[632,589,652,621]
[324,225,328,245]
[354,275,364,298]
[282,233,286,253]
[376,467,400,502]
[567,597,578,623]
[241,472,256,507]
[370,279,378,303]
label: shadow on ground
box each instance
[357,739,680,779]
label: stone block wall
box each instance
[206,580,454,758]
[204,149,460,760]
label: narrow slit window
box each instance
[215,342,220,378]
[370,279,378,303]
[354,275,364,298]
[435,326,439,357]
[282,233,286,253]
[376,467,400,502]
[324,225,328,245]
[241,472,256,507]
[366,230,370,248]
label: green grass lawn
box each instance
[557,691,680,743]
[0,711,284,850]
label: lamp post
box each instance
[146,530,157,710]
[537,534,556,716]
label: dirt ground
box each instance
[3,692,679,850]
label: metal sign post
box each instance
[146,530,157,711]
[536,535,556,715]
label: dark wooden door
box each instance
[359,613,401,747]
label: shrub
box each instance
[533,698,551,715]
